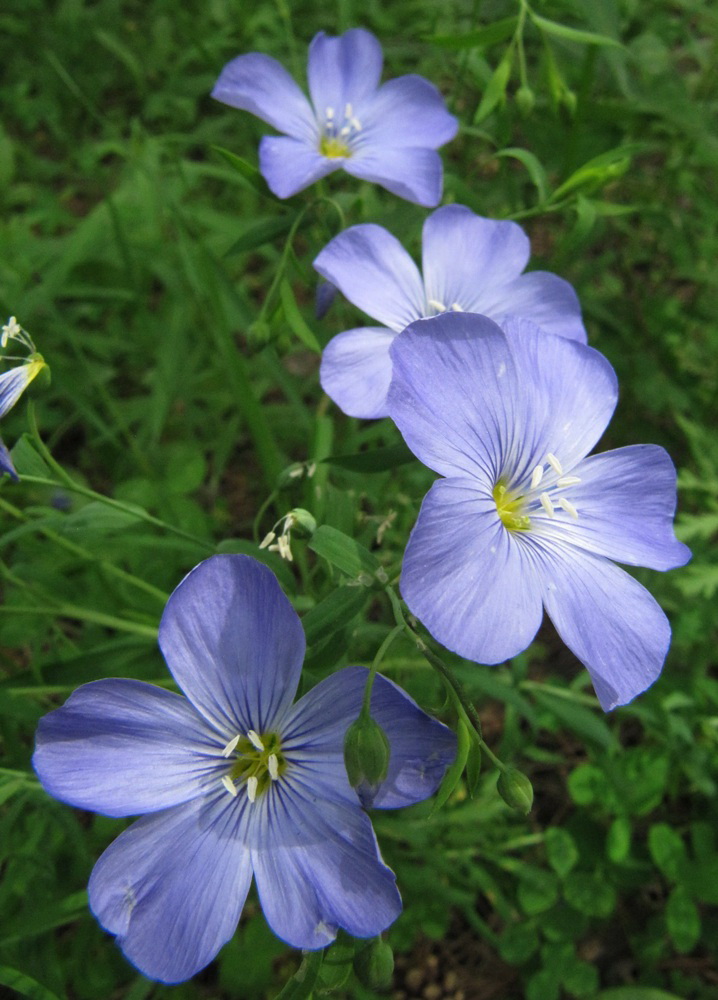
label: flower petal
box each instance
[421,206,530,312]
[281,666,456,809]
[361,75,458,149]
[251,780,401,948]
[211,53,317,143]
[497,272,586,342]
[158,555,305,737]
[320,326,396,419]
[32,679,223,818]
[344,145,445,207]
[401,479,544,664]
[89,794,253,983]
[307,29,383,118]
[314,224,424,331]
[538,541,673,710]
[259,135,339,198]
[547,445,691,569]
[0,437,18,480]
[0,361,41,418]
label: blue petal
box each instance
[320,326,396,419]
[281,666,456,809]
[33,679,224,818]
[251,779,401,947]
[307,29,383,119]
[361,75,458,149]
[211,53,317,143]
[89,794,253,983]
[158,555,305,737]
[537,542,673,710]
[259,135,339,198]
[314,224,424,332]
[0,437,18,480]
[0,363,37,418]
[496,273,586,342]
[542,445,691,569]
[421,206,530,312]
[345,145,445,207]
[400,479,544,664]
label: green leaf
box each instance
[0,967,64,1000]
[0,891,88,945]
[531,689,615,750]
[302,586,368,647]
[9,434,52,478]
[517,867,559,916]
[322,442,417,473]
[593,989,687,1000]
[606,816,632,864]
[465,735,482,798]
[544,827,579,879]
[648,823,687,881]
[474,51,513,123]
[563,871,616,917]
[567,763,614,807]
[530,12,625,49]
[666,886,701,953]
[498,921,539,964]
[225,216,295,256]
[426,17,518,50]
[550,145,646,202]
[275,950,324,1000]
[308,525,384,582]
[279,279,321,353]
[211,146,269,196]
[496,147,549,204]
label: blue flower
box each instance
[211,29,457,205]
[0,316,48,480]
[315,204,587,418]
[386,313,690,711]
[33,555,455,983]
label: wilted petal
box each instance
[308,29,383,116]
[259,136,339,198]
[314,224,424,331]
[320,326,396,419]
[362,75,458,149]
[345,146,445,207]
[401,479,544,664]
[538,542,673,710]
[0,437,18,480]
[211,53,317,143]
[251,781,400,948]
[496,272,586,342]
[89,794,253,983]
[33,679,223,818]
[158,555,305,737]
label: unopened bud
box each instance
[287,508,316,539]
[515,86,535,116]
[353,938,394,991]
[497,767,534,814]
[344,714,390,806]
[247,320,271,348]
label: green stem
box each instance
[362,624,404,715]
[0,603,158,640]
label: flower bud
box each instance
[515,86,535,116]
[497,767,534,814]
[344,713,390,806]
[353,938,394,991]
[287,508,316,539]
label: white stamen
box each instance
[427,299,446,313]
[339,125,351,137]
[540,492,555,518]
[557,476,581,488]
[547,453,563,475]
[268,753,279,780]
[222,734,240,758]
[450,302,463,312]
[246,776,258,803]
[288,466,303,478]
[350,116,362,131]
[277,535,293,561]
[221,775,237,798]
[259,531,276,549]
[325,106,334,120]
[344,102,353,119]
[530,465,544,490]
[247,729,264,751]
[558,497,579,519]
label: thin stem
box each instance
[362,624,404,715]
[0,603,158,640]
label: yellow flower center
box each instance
[493,481,531,532]
[320,135,351,159]
[220,729,286,802]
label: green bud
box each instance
[353,938,394,991]
[344,713,390,802]
[515,85,535,116]
[246,320,271,348]
[286,508,316,539]
[497,767,534,814]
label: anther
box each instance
[427,299,446,313]
[259,531,276,549]
[450,303,463,312]
[246,776,258,803]
[557,476,581,488]
[547,453,563,475]
[339,125,351,137]
[247,730,264,751]
[268,753,279,780]
[344,102,353,119]
[558,497,579,519]
[530,465,544,490]
[539,492,555,518]
[325,106,334,120]
[350,116,362,131]
[221,735,240,758]
[221,775,238,798]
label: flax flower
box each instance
[0,316,48,479]
[211,28,457,205]
[33,555,455,983]
[387,313,690,711]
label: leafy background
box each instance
[0,0,716,998]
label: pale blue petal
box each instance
[308,29,383,117]
[360,75,458,149]
[33,679,225,817]
[400,479,544,664]
[89,794,253,983]
[158,555,305,737]
[314,224,424,331]
[211,53,317,143]
[320,326,396,419]
[496,272,586,342]
[537,541,673,710]
[0,437,18,480]
[259,136,339,198]
[0,363,36,418]
[344,145,444,207]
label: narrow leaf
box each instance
[322,442,416,473]
[308,525,383,582]
[496,147,549,204]
[474,51,513,123]
[531,13,625,49]
[303,586,368,647]
[427,17,518,50]
[280,279,322,353]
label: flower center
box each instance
[219,729,286,803]
[494,453,582,533]
[319,103,361,158]
[493,481,531,532]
